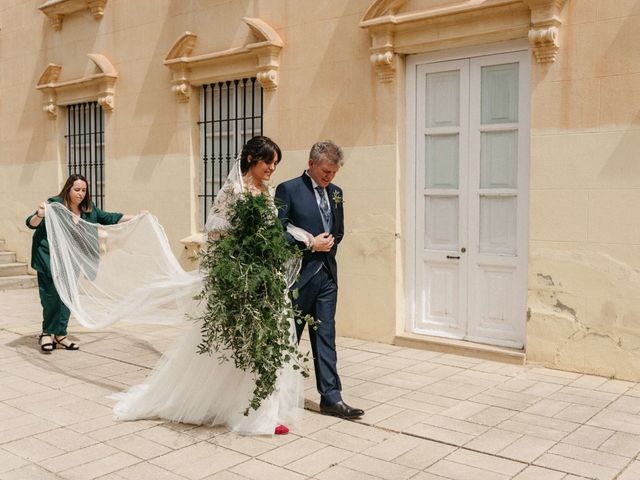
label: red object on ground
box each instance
[274,425,289,435]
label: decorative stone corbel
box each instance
[36,53,118,117]
[163,17,283,102]
[39,0,108,31]
[523,0,568,64]
[369,27,396,83]
[164,32,197,103]
[37,64,62,118]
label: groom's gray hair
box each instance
[309,140,344,166]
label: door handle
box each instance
[446,255,460,259]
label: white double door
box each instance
[407,49,530,349]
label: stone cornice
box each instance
[39,0,107,31]
[36,53,117,118]
[163,17,283,103]
[360,0,569,82]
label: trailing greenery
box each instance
[194,192,312,415]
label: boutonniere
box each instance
[331,191,343,205]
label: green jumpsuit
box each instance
[26,196,123,336]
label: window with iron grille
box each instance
[64,102,105,209]
[198,78,263,228]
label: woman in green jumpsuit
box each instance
[26,174,136,353]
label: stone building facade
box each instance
[1,0,639,379]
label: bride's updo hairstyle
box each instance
[240,136,282,174]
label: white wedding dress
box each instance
[45,162,306,435]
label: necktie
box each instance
[316,186,331,228]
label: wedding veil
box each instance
[45,160,311,329]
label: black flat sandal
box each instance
[54,336,79,350]
[39,333,56,353]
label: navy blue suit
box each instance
[275,172,344,404]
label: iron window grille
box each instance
[64,102,105,209]
[198,78,263,228]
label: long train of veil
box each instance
[45,160,311,329]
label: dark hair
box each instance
[57,174,92,212]
[240,136,282,174]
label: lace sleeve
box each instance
[205,161,243,236]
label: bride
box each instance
[45,136,309,435]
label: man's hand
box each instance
[312,233,334,252]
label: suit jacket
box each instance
[275,172,344,289]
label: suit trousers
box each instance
[293,266,342,405]
[38,271,71,336]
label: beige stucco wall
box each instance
[527,2,640,379]
[3,0,640,377]
[0,0,399,342]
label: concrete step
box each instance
[0,275,37,290]
[0,251,17,264]
[0,262,29,277]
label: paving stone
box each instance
[308,427,377,452]
[534,453,618,480]
[1,437,65,462]
[0,463,61,480]
[315,464,388,480]
[230,458,306,480]
[339,453,419,480]
[445,449,526,477]
[549,443,629,469]
[465,428,522,454]
[498,435,556,463]
[46,443,120,473]
[150,442,248,479]
[426,459,510,480]
[111,461,186,479]
[561,425,615,449]
[0,449,29,474]
[512,465,567,479]
[209,432,275,457]
[393,439,456,470]
[616,460,640,480]
[466,406,517,427]
[257,437,325,466]
[599,431,640,457]
[286,445,354,476]
[58,451,139,479]
[106,433,173,460]
[554,404,601,423]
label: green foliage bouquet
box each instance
[195,192,311,415]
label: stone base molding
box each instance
[163,17,283,103]
[39,0,107,31]
[360,0,569,82]
[36,53,117,118]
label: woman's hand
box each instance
[29,202,47,227]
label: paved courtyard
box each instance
[2,288,640,480]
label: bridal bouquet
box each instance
[195,193,311,415]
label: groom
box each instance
[275,140,364,419]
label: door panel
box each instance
[414,59,469,339]
[408,49,529,349]
[418,262,460,334]
[425,195,459,250]
[425,134,459,188]
[479,195,517,255]
[480,131,518,188]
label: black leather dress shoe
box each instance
[320,400,364,419]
